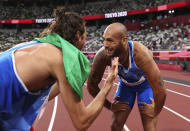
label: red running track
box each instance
[33,70,190,131]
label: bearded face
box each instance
[112,41,123,57]
[104,37,123,57]
[103,23,128,58]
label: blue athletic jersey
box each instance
[114,41,153,108]
[0,42,53,131]
[118,41,146,86]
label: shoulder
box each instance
[132,41,154,68]
[93,47,111,66]
[88,47,110,83]
[41,43,63,67]
[133,41,152,58]
[95,47,106,58]
[26,43,63,70]
[14,42,64,83]
[38,43,65,79]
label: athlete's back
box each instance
[0,41,56,130]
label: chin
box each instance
[113,51,121,57]
[106,54,113,57]
[105,52,114,57]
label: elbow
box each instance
[160,89,167,104]
[164,91,167,97]
[161,92,167,105]
[163,91,167,101]
[74,123,89,131]
[87,84,99,97]
[163,87,167,98]
[48,94,55,101]
[162,89,167,101]
[73,117,91,131]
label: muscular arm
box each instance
[134,42,166,117]
[144,59,166,117]
[48,82,60,101]
[50,48,117,130]
[87,48,112,110]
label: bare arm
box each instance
[135,42,166,117]
[87,48,112,110]
[51,51,118,130]
[48,82,60,101]
[144,59,166,116]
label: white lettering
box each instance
[105,11,127,18]
[36,18,54,23]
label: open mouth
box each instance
[105,47,113,55]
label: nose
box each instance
[104,46,109,50]
[104,40,110,47]
[104,42,110,49]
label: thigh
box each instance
[112,80,135,131]
[137,83,154,107]
[114,80,136,109]
[0,118,9,131]
[137,82,157,131]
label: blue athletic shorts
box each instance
[114,79,154,108]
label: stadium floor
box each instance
[32,69,190,131]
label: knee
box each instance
[111,121,117,130]
[111,100,131,113]
[139,106,154,118]
[111,111,131,131]
[111,120,123,131]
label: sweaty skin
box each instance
[1,8,122,131]
[14,37,119,130]
[15,42,56,93]
[87,23,166,131]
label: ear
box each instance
[122,36,128,44]
[76,31,82,42]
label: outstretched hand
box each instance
[106,57,119,83]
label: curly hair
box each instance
[40,7,86,46]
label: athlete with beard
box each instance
[87,23,167,131]
[0,8,119,131]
